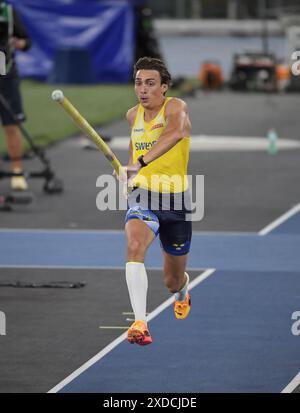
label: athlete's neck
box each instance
[143,98,166,122]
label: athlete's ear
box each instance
[162,84,168,93]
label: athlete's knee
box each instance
[3,124,19,135]
[127,238,148,260]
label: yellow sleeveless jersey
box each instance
[131,97,190,193]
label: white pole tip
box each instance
[51,90,64,102]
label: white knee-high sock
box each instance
[126,262,148,322]
[175,272,190,302]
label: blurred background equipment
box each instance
[229,52,277,92]
[134,2,163,61]
[0,190,33,211]
[0,280,86,288]
[198,61,224,90]
[0,92,64,195]
[275,60,291,92]
[146,0,300,88]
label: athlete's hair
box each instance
[133,57,172,87]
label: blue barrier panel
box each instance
[8,0,135,83]
[48,48,95,84]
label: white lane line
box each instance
[281,372,300,393]
[110,135,300,152]
[147,268,215,323]
[47,332,128,393]
[47,268,215,393]
[259,202,300,236]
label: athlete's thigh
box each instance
[158,213,192,257]
[125,206,159,251]
[125,218,156,248]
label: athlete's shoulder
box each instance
[165,97,188,115]
[126,104,139,127]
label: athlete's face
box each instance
[135,70,168,109]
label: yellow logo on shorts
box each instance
[173,243,185,251]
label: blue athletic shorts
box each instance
[125,188,192,256]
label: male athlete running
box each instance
[122,57,192,345]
